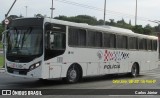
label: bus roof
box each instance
[14,17,158,40]
[44,18,157,40]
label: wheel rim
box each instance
[132,66,137,76]
[69,69,77,81]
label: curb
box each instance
[0,68,5,73]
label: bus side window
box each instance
[103,33,116,48]
[87,30,102,47]
[45,23,66,50]
[87,30,96,47]
[139,38,147,50]
[95,32,102,47]
[69,27,86,47]
[152,40,157,51]
[147,39,152,50]
[129,37,138,50]
[116,35,127,49]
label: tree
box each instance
[54,15,155,35]
[143,24,153,35]
[109,19,116,26]
[132,25,144,34]
[54,15,98,25]
[54,15,69,21]
[34,14,46,18]
[97,19,104,25]
[117,18,125,25]
[0,24,4,40]
[155,24,160,33]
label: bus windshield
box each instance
[7,27,43,56]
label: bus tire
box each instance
[64,65,81,83]
[130,63,139,77]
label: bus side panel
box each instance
[118,61,128,73]
[87,62,99,76]
[99,62,109,75]
[49,65,62,78]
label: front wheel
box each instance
[64,66,81,83]
[130,63,139,77]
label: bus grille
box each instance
[7,67,29,75]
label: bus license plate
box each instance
[13,71,19,74]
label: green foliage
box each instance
[132,25,144,34]
[34,14,46,18]
[115,19,132,30]
[55,15,98,25]
[97,19,104,25]
[0,42,2,49]
[0,24,4,41]
[54,15,157,35]
[0,55,4,68]
[143,24,153,35]
[155,25,160,32]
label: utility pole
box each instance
[3,0,17,68]
[25,6,28,17]
[50,0,55,18]
[135,0,137,26]
[103,0,106,25]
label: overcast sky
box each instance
[0,0,160,26]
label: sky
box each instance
[0,0,160,26]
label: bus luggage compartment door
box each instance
[49,65,62,78]
[87,62,99,76]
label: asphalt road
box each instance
[0,66,160,98]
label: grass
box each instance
[0,42,2,49]
[0,55,4,68]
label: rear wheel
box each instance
[130,63,139,77]
[64,65,81,83]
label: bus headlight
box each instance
[29,62,41,71]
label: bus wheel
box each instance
[65,65,80,83]
[130,63,139,77]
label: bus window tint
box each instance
[87,30,102,47]
[129,37,138,49]
[87,30,95,47]
[152,40,157,51]
[69,27,86,47]
[78,29,86,46]
[147,39,152,50]
[139,39,147,50]
[95,32,102,47]
[68,28,78,46]
[103,33,116,48]
[117,35,127,49]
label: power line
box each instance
[55,0,157,24]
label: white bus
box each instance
[2,18,159,83]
